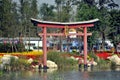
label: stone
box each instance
[47,60,58,68]
[108,55,120,65]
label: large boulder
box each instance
[88,61,97,66]
[0,64,4,70]
[47,60,58,68]
[27,58,33,64]
[108,55,120,65]
[0,55,19,65]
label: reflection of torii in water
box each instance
[31,18,99,69]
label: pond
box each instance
[0,67,120,80]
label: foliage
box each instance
[40,3,55,21]
[110,61,116,70]
[108,10,120,49]
[0,0,13,37]
[76,3,101,50]
[0,0,38,37]
[16,42,25,52]
[0,0,119,52]
[0,56,31,71]
[18,58,31,68]
[0,43,25,53]
[76,1,118,51]
[76,3,99,21]
[97,58,110,69]
[88,52,98,61]
[47,51,77,69]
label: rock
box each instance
[47,60,58,68]
[1,55,19,65]
[0,64,4,70]
[108,55,120,65]
[93,61,97,66]
[70,56,76,60]
[87,61,97,66]
[0,55,19,70]
[1,55,11,64]
[27,58,33,64]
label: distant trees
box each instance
[40,3,55,21]
[0,0,120,51]
[109,10,120,49]
[0,42,25,53]
[0,0,38,38]
[76,0,119,50]
[19,0,38,37]
[0,0,13,37]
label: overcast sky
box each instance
[39,0,120,7]
[39,0,55,5]
[14,0,120,9]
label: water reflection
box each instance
[0,67,120,80]
[83,71,89,80]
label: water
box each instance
[0,68,120,80]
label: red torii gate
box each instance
[31,18,99,69]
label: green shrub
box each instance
[47,51,77,69]
[0,43,25,53]
[88,52,98,61]
[97,58,111,69]
[0,43,11,52]
[110,61,116,70]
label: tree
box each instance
[19,0,30,36]
[40,3,55,21]
[0,0,13,37]
[10,2,20,37]
[30,0,38,19]
[0,0,3,36]
[109,10,120,50]
[76,2,112,51]
[55,0,64,22]
[19,0,38,37]
[82,0,96,6]
[97,8,111,50]
[29,0,39,36]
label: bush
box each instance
[0,42,25,53]
[0,43,11,52]
[110,61,116,70]
[97,58,111,69]
[47,51,77,69]
[88,52,98,61]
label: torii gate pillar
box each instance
[84,27,88,68]
[43,26,47,68]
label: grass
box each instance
[47,51,78,69]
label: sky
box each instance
[14,0,120,9]
[39,0,55,5]
[39,0,120,8]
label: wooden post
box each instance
[43,26,47,69]
[83,27,88,69]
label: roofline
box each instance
[31,18,99,26]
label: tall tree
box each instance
[40,3,55,21]
[0,0,3,36]
[109,10,120,49]
[30,0,38,18]
[97,8,111,50]
[0,0,13,37]
[19,0,35,37]
[76,3,101,50]
[10,2,20,37]
[76,2,112,51]
[55,0,63,22]
[29,0,39,36]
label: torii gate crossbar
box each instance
[31,18,99,69]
